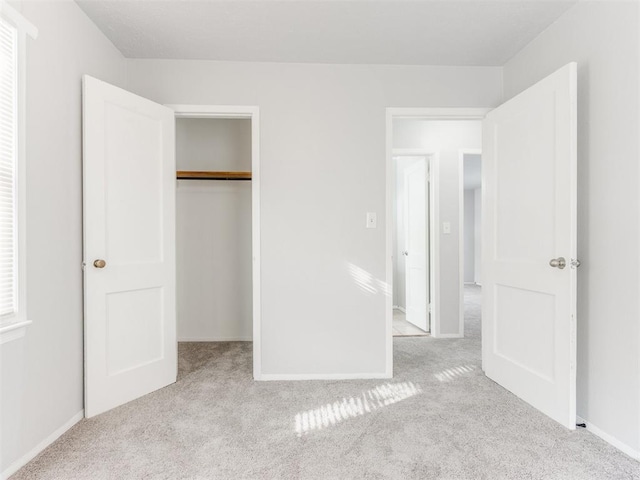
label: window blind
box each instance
[0,17,17,320]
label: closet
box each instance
[176,117,253,342]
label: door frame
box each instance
[385,107,490,375]
[391,150,437,335]
[459,147,483,338]
[168,104,262,379]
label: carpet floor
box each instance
[11,286,640,479]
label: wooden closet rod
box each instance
[176,171,252,181]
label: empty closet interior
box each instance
[176,117,253,342]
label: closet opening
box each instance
[172,105,261,378]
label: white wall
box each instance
[503,0,640,456]
[393,120,482,335]
[463,190,475,283]
[0,1,128,475]
[4,0,637,473]
[176,118,251,171]
[176,118,252,341]
[474,188,482,285]
[128,61,502,374]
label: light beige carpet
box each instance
[11,286,640,479]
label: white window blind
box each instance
[0,16,18,321]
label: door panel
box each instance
[104,102,164,264]
[404,159,429,332]
[482,62,577,429]
[83,75,176,418]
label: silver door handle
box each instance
[402,251,409,256]
[549,257,566,269]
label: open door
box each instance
[83,75,176,418]
[482,63,577,429]
[404,159,429,332]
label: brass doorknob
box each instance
[93,259,106,269]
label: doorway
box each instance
[82,79,263,417]
[386,109,487,351]
[462,150,482,338]
[391,153,432,337]
[172,105,262,378]
[175,117,252,340]
[385,63,578,428]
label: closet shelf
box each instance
[176,171,252,181]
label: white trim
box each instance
[458,151,464,338]
[637,2,640,464]
[1,410,83,480]
[0,3,32,338]
[393,306,406,313]
[430,154,440,337]
[458,148,482,339]
[167,104,261,380]
[386,108,489,344]
[392,148,433,156]
[0,1,38,39]
[385,111,394,378]
[389,107,491,120]
[0,319,31,344]
[169,104,254,118]
[435,333,464,339]
[177,337,252,342]
[576,416,640,460]
[259,372,391,381]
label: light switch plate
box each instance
[366,212,377,228]
[443,221,451,234]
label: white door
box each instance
[482,63,577,429]
[83,75,176,418]
[404,160,429,332]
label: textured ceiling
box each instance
[76,0,577,65]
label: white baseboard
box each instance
[434,333,464,339]
[2,410,84,480]
[392,306,406,313]
[576,416,640,460]
[178,337,252,342]
[257,372,391,381]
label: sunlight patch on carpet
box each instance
[434,364,476,382]
[294,381,422,437]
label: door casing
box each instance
[459,147,483,337]
[168,104,262,379]
[385,108,491,376]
